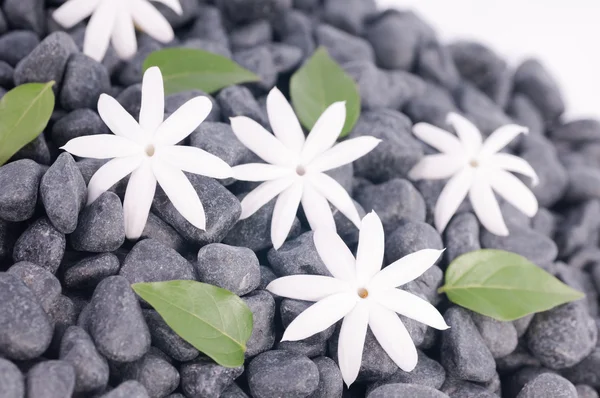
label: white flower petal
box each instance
[154,97,212,146]
[308,136,381,173]
[271,182,303,250]
[469,174,509,236]
[130,0,175,43]
[371,288,449,330]
[239,178,294,219]
[53,0,101,29]
[301,182,336,232]
[98,94,146,144]
[355,211,385,286]
[87,155,143,204]
[368,303,418,372]
[151,0,183,14]
[230,116,296,167]
[480,124,529,157]
[488,169,539,218]
[300,101,346,165]
[158,145,233,179]
[61,135,142,159]
[83,0,117,62]
[313,228,356,283]
[233,164,292,182]
[489,153,539,185]
[307,172,361,227]
[139,66,164,132]
[111,9,137,60]
[412,122,463,155]
[266,275,350,301]
[368,249,444,291]
[446,112,482,157]
[153,159,206,230]
[434,167,474,232]
[267,87,305,154]
[123,159,156,240]
[408,154,465,180]
[338,300,369,387]
[281,292,357,341]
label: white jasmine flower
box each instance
[61,66,232,240]
[409,112,539,236]
[53,0,182,61]
[230,87,380,249]
[267,211,449,387]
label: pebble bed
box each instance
[0,1,598,398]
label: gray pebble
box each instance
[117,42,162,86]
[71,192,125,253]
[143,309,199,362]
[7,261,61,313]
[355,178,426,234]
[64,253,121,290]
[3,0,44,36]
[532,208,556,238]
[385,219,443,264]
[278,299,332,358]
[0,159,43,222]
[507,93,545,135]
[0,30,39,66]
[40,153,86,234]
[323,0,376,35]
[404,83,458,128]
[267,231,330,276]
[368,383,449,398]
[514,59,565,122]
[258,265,277,290]
[183,38,232,58]
[269,43,303,74]
[440,306,496,383]
[60,53,110,110]
[481,224,558,266]
[51,108,108,148]
[121,350,180,398]
[47,295,79,356]
[416,41,461,90]
[235,47,278,92]
[309,356,343,398]
[441,377,498,398]
[196,243,260,296]
[551,119,600,143]
[248,350,319,398]
[527,302,597,369]
[454,83,512,135]
[273,9,315,58]
[88,276,151,362]
[152,174,241,246]
[180,357,243,398]
[120,239,195,285]
[221,383,249,398]
[230,20,272,51]
[216,0,291,23]
[555,200,600,257]
[562,346,600,388]
[12,133,51,165]
[471,312,518,358]
[140,213,186,253]
[186,5,229,47]
[316,23,374,65]
[243,290,276,357]
[370,350,446,391]
[517,373,577,398]
[165,89,221,123]
[575,385,599,398]
[217,85,269,127]
[349,109,422,182]
[14,32,78,90]
[115,83,143,117]
[0,358,24,398]
[99,381,149,398]
[26,360,75,398]
[444,212,480,263]
[59,326,109,394]
[13,217,66,274]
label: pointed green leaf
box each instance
[0,81,55,165]
[290,47,360,137]
[132,280,253,367]
[143,48,260,95]
[439,249,584,321]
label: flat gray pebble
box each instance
[243,290,276,357]
[517,373,577,398]
[99,381,149,398]
[71,192,125,253]
[121,350,180,398]
[180,357,243,398]
[64,253,121,290]
[26,360,76,398]
[7,261,61,313]
[368,383,449,398]
[0,358,24,398]
[0,159,42,222]
[143,309,199,362]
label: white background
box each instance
[376,0,599,120]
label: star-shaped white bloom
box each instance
[230,87,380,249]
[409,112,539,236]
[61,66,232,240]
[267,211,449,387]
[53,0,182,61]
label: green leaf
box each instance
[439,249,585,321]
[0,81,55,165]
[132,280,253,367]
[143,48,260,95]
[290,47,360,137]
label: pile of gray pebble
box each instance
[0,0,599,397]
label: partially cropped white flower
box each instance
[230,87,380,249]
[53,0,182,61]
[61,66,232,240]
[267,212,449,387]
[409,112,539,236]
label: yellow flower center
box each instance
[357,288,369,299]
[145,144,156,157]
